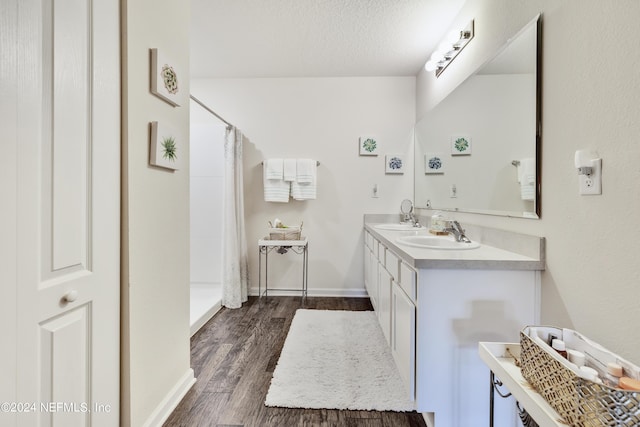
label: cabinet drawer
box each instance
[375,241,383,262]
[399,262,417,302]
[384,249,399,281]
[365,231,374,249]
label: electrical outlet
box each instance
[579,159,602,195]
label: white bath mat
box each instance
[264,309,415,411]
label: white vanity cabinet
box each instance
[364,230,417,399]
[364,224,544,426]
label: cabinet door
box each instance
[378,266,392,345]
[392,283,416,400]
[368,250,378,310]
[364,243,370,290]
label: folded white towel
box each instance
[292,159,317,200]
[283,158,297,182]
[265,158,283,180]
[264,162,290,203]
[296,158,315,184]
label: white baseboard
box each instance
[423,412,435,427]
[190,302,222,337]
[142,368,196,427]
[249,287,369,298]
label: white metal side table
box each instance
[258,237,308,298]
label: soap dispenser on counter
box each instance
[429,212,449,235]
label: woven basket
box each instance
[268,222,302,240]
[520,326,640,426]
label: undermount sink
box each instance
[374,223,425,231]
[396,235,480,250]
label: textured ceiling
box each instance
[190,0,467,78]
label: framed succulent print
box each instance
[425,153,446,174]
[150,121,180,170]
[451,135,472,155]
[359,136,378,156]
[385,155,405,174]
[150,48,180,107]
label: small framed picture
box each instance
[451,135,471,155]
[425,153,446,174]
[150,48,180,107]
[359,136,378,156]
[150,121,180,170]
[385,155,404,174]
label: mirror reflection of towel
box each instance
[518,158,535,201]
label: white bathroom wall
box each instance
[190,121,225,283]
[191,77,416,295]
[416,0,640,360]
[121,0,192,425]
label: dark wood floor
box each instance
[163,296,427,427]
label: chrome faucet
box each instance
[403,213,421,228]
[444,221,471,243]
[400,199,421,227]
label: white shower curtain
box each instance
[222,126,249,308]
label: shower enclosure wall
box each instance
[189,117,225,335]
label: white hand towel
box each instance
[265,158,283,180]
[264,162,290,203]
[283,158,297,182]
[291,159,317,200]
[296,158,315,184]
[518,158,536,201]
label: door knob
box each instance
[62,290,79,303]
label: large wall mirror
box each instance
[414,15,541,218]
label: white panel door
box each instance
[3,0,121,426]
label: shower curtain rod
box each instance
[189,94,233,128]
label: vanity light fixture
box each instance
[424,20,474,77]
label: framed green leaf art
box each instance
[150,121,180,170]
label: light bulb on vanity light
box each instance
[425,60,438,71]
[430,50,445,63]
[447,30,460,44]
[424,19,475,77]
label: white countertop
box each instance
[365,222,545,270]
